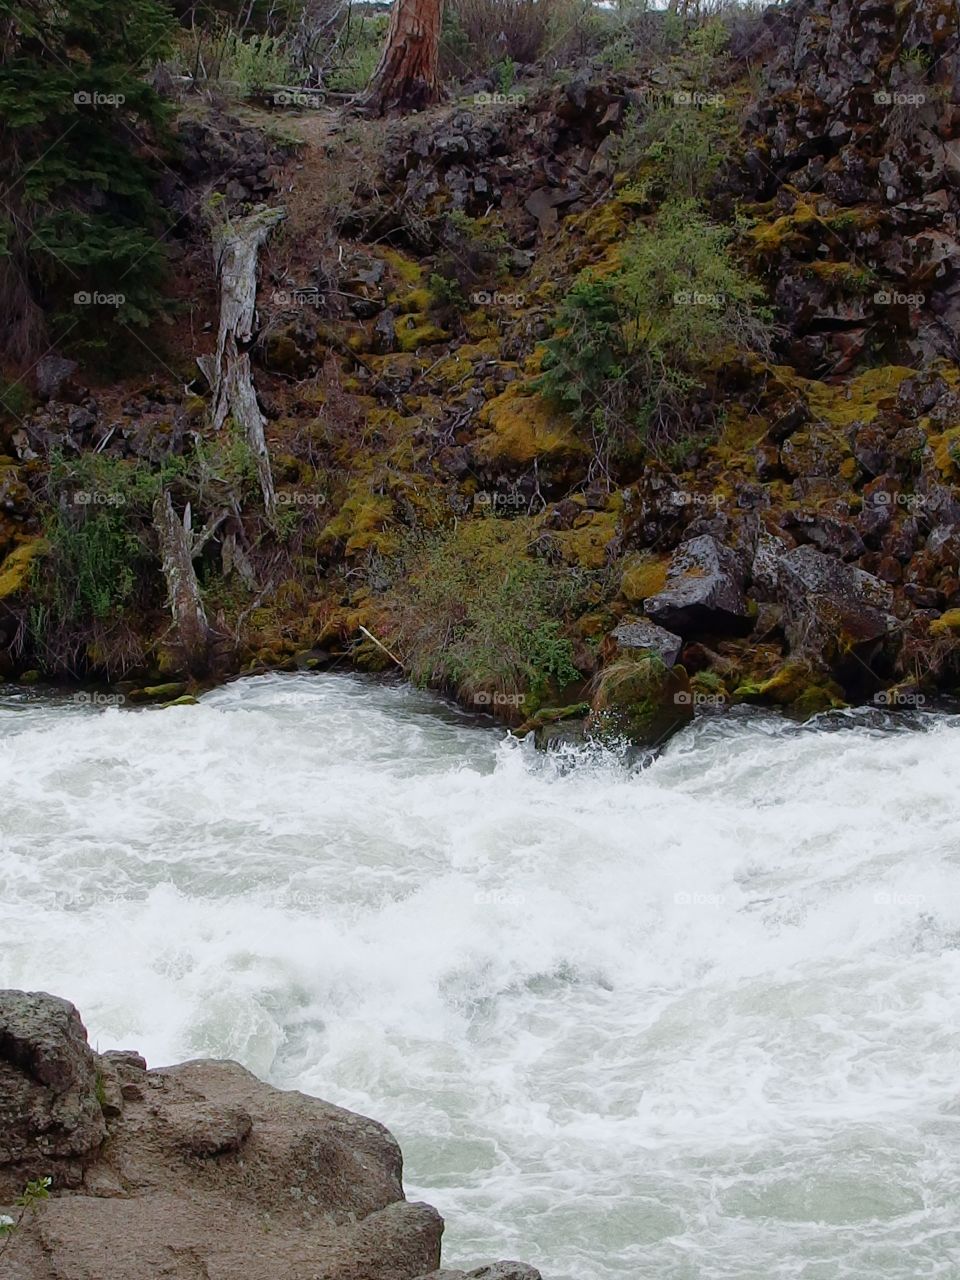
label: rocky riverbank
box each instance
[0,990,540,1280]
[1,0,960,752]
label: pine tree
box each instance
[0,0,176,360]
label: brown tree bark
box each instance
[359,0,445,114]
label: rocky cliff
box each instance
[0,990,540,1280]
[1,0,960,748]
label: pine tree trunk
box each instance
[360,0,445,114]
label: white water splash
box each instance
[2,673,960,1278]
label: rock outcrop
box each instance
[0,990,537,1280]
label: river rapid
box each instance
[1,672,959,1279]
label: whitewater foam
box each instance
[2,673,959,1278]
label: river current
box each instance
[1,672,958,1278]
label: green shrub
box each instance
[389,519,587,706]
[537,200,773,456]
[216,31,293,94]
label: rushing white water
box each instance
[1,672,960,1278]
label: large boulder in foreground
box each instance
[0,991,106,1187]
[0,990,531,1280]
[644,535,752,636]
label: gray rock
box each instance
[777,545,895,663]
[610,619,683,668]
[645,535,751,635]
[0,989,106,1189]
[0,990,444,1280]
[34,355,78,401]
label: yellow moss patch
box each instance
[549,512,618,569]
[779,364,914,427]
[474,384,586,467]
[463,309,497,340]
[395,316,449,352]
[928,425,960,477]
[375,246,423,285]
[620,554,669,605]
[930,609,960,636]
[431,340,501,384]
[717,407,768,455]
[319,491,397,557]
[390,288,434,315]
[0,539,44,600]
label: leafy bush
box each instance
[389,519,587,707]
[215,31,293,94]
[537,200,773,456]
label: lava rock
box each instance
[645,535,752,635]
[608,619,683,668]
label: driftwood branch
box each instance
[198,206,286,519]
[153,490,212,675]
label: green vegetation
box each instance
[0,0,176,359]
[0,1177,51,1256]
[390,519,588,708]
[537,200,773,455]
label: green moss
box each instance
[0,540,45,600]
[620,554,670,604]
[376,246,423,285]
[474,385,586,467]
[395,316,449,352]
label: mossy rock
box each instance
[129,681,188,703]
[734,661,846,717]
[395,316,449,352]
[930,609,960,636]
[589,654,694,750]
[0,539,45,600]
[375,246,423,285]
[473,384,587,468]
[620,554,670,606]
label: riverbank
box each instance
[2,0,960,753]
